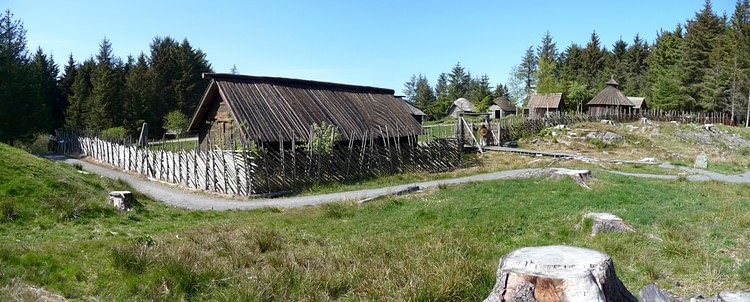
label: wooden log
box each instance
[484,245,636,302]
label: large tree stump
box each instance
[582,213,635,237]
[551,168,592,189]
[484,245,636,302]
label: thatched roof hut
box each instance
[489,96,516,118]
[447,98,477,118]
[187,73,423,150]
[526,93,564,118]
[586,78,634,116]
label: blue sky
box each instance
[5,0,736,93]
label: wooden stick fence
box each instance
[59,128,462,196]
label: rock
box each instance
[108,191,142,212]
[601,119,615,125]
[640,117,652,125]
[694,153,708,169]
[587,131,624,144]
[483,245,636,302]
[582,212,635,236]
[640,157,657,163]
[638,284,670,302]
[705,291,750,302]
[703,124,715,132]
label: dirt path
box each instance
[45,154,750,211]
[45,154,549,210]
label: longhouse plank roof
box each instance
[188,73,423,142]
[527,93,563,109]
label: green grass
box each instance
[147,138,198,152]
[2,140,750,300]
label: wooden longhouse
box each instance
[525,93,564,118]
[586,78,635,116]
[488,96,516,118]
[187,73,423,150]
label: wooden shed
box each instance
[187,73,423,150]
[489,96,516,118]
[446,98,477,118]
[626,97,648,113]
[526,93,564,118]
[586,78,635,116]
[404,101,427,123]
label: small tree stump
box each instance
[484,245,636,302]
[582,213,635,237]
[108,191,142,212]
[552,168,592,189]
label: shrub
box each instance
[255,229,283,253]
[1,199,21,222]
[112,243,152,274]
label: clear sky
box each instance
[5,0,736,94]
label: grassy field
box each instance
[1,140,750,300]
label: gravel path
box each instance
[45,154,750,211]
[45,154,550,210]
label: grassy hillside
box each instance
[1,141,750,300]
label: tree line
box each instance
[0,9,212,144]
[404,0,750,124]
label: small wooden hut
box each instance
[403,102,427,123]
[488,96,516,118]
[626,97,648,113]
[586,78,634,116]
[187,73,423,150]
[447,98,477,118]
[526,93,564,118]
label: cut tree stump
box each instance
[484,245,636,302]
[551,168,592,189]
[108,191,142,212]
[582,212,635,237]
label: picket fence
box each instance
[60,132,462,196]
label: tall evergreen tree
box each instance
[65,58,95,129]
[30,47,58,131]
[623,34,650,97]
[682,0,724,110]
[89,38,123,129]
[123,53,152,134]
[469,74,493,111]
[0,9,46,142]
[580,31,607,92]
[448,62,470,100]
[647,26,687,110]
[559,43,585,87]
[535,31,562,93]
[518,46,538,96]
[58,54,77,115]
[402,74,417,103]
[537,30,558,63]
[413,74,435,113]
[609,38,629,89]
[727,0,750,123]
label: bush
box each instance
[112,243,152,274]
[1,199,21,222]
[255,229,283,253]
[101,127,128,142]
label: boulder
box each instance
[483,245,636,302]
[694,153,708,169]
[638,284,670,302]
[108,191,142,212]
[587,131,624,144]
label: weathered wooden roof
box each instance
[626,97,647,109]
[188,73,423,142]
[493,96,517,112]
[527,93,563,109]
[587,79,634,107]
[404,102,426,116]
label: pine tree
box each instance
[647,26,687,110]
[558,43,585,86]
[30,47,58,131]
[414,74,435,113]
[623,34,650,97]
[123,53,152,135]
[682,0,724,110]
[65,58,94,129]
[403,74,417,103]
[0,9,47,142]
[88,38,124,129]
[448,62,470,100]
[609,38,629,90]
[469,74,493,111]
[581,31,607,92]
[727,0,750,124]
[518,46,538,96]
[537,30,558,63]
[59,54,77,115]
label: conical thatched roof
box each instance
[587,78,634,107]
[493,96,516,112]
[452,98,477,112]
